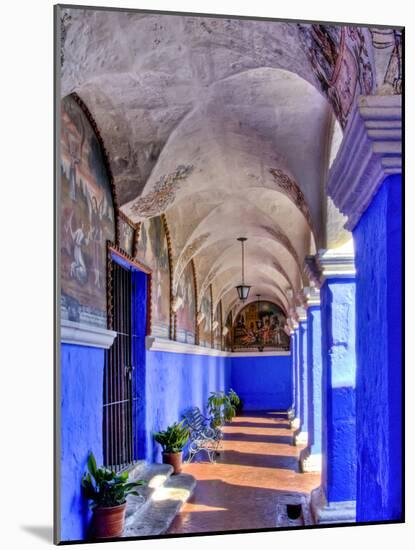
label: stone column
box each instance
[300,286,322,473]
[326,95,402,522]
[310,248,357,524]
[294,308,308,445]
[289,321,301,430]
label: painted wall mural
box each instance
[370,28,402,95]
[298,24,374,128]
[198,291,212,348]
[118,214,135,257]
[175,261,196,344]
[233,301,290,350]
[213,300,223,350]
[60,95,115,328]
[134,216,170,338]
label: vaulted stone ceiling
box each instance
[61,8,388,320]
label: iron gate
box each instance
[103,260,138,471]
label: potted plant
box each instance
[228,388,242,415]
[81,452,145,539]
[153,420,190,474]
[207,389,240,428]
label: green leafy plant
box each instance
[207,390,239,428]
[81,452,145,509]
[153,420,190,453]
[228,388,243,414]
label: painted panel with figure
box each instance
[175,261,196,344]
[118,215,135,256]
[233,301,290,351]
[213,300,223,350]
[134,217,170,338]
[199,291,212,348]
[60,95,115,328]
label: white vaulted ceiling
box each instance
[61,9,348,320]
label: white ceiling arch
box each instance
[60,9,371,321]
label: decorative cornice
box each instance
[327,94,402,230]
[61,320,117,349]
[145,337,290,357]
[317,248,356,280]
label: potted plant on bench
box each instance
[81,452,145,539]
[153,420,190,474]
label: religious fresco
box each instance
[233,301,290,350]
[134,217,170,338]
[175,261,196,344]
[60,95,115,328]
[198,291,212,348]
[224,311,233,351]
[298,24,374,128]
[370,28,402,94]
[213,300,223,350]
[118,216,135,256]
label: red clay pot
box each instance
[92,502,127,539]
[162,451,183,474]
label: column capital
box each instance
[296,306,307,322]
[327,94,402,231]
[317,248,356,281]
[303,285,321,307]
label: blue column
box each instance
[290,326,301,429]
[295,318,308,445]
[354,174,402,522]
[301,300,322,471]
[320,277,357,507]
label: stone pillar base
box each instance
[294,430,308,446]
[287,407,295,420]
[299,447,322,472]
[310,487,356,524]
[290,417,300,430]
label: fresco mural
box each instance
[60,95,115,328]
[213,300,223,350]
[233,301,290,350]
[118,215,135,256]
[134,217,170,338]
[224,311,233,351]
[175,261,196,345]
[199,291,212,348]
[298,24,374,128]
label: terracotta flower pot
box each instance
[92,502,127,539]
[162,451,183,474]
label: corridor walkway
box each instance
[167,411,320,534]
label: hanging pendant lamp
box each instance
[235,237,251,302]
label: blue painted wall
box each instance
[60,344,105,542]
[354,174,402,522]
[145,351,231,462]
[320,278,357,504]
[230,355,292,411]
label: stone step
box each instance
[124,472,196,537]
[124,462,174,527]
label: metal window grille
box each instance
[103,260,139,471]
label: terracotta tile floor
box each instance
[167,411,321,534]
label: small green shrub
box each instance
[153,420,190,453]
[81,452,145,509]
